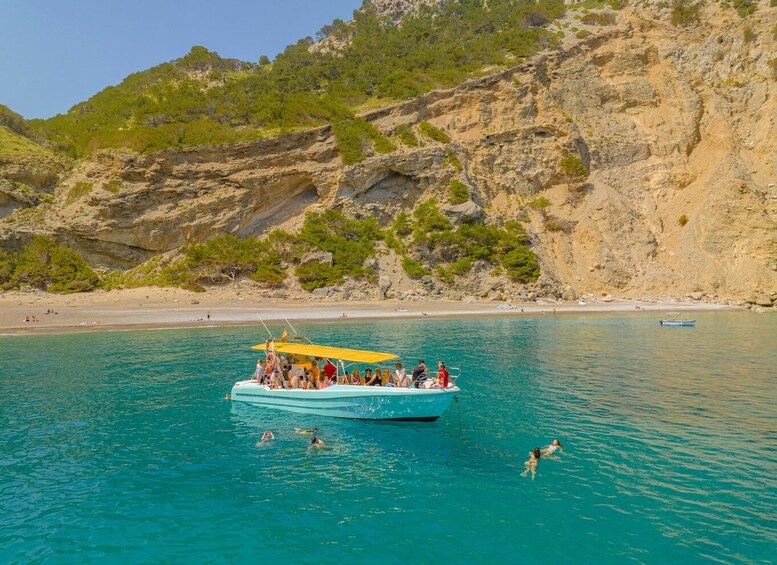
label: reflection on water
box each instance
[0,312,775,563]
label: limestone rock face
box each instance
[369,0,448,24]
[441,200,484,224]
[3,1,776,301]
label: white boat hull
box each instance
[230,381,460,421]
[660,320,696,326]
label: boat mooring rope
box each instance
[455,395,462,434]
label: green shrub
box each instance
[395,124,419,147]
[293,209,382,291]
[560,154,589,188]
[501,246,540,283]
[448,179,469,204]
[576,30,591,39]
[529,196,551,209]
[679,214,688,226]
[670,1,701,26]
[418,121,451,143]
[732,0,756,17]
[0,236,99,293]
[743,26,755,43]
[332,117,395,164]
[392,211,412,236]
[442,153,463,171]
[581,12,616,25]
[401,256,431,279]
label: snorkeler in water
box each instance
[295,427,318,435]
[308,436,325,449]
[521,448,542,479]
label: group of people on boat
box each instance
[253,353,452,390]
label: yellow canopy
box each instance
[251,342,398,364]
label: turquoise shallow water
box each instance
[1,312,775,563]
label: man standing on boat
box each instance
[323,358,337,383]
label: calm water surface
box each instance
[1,312,775,563]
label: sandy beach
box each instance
[0,287,738,335]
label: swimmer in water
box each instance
[295,427,318,435]
[309,436,325,449]
[521,448,542,479]
[542,439,563,458]
[261,431,275,442]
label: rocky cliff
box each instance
[1,1,775,304]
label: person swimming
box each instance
[295,427,318,435]
[261,431,275,441]
[542,439,563,458]
[309,435,325,449]
[521,448,542,479]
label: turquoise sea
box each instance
[1,312,775,563]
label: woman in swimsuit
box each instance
[542,439,563,458]
[521,448,542,479]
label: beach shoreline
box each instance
[0,287,741,336]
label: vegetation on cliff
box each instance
[28,0,571,158]
[0,236,99,293]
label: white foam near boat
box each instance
[230,339,460,421]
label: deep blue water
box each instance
[1,312,775,564]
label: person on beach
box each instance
[542,439,563,458]
[521,448,542,479]
[261,431,275,442]
[436,361,450,388]
[295,427,318,435]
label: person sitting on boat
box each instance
[394,362,409,387]
[436,361,450,388]
[365,368,381,386]
[309,361,321,383]
[411,360,428,387]
[270,369,284,389]
[521,448,542,479]
[350,369,361,385]
[289,366,304,388]
[323,358,338,382]
[384,367,398,387]
[542,439,563,458]
[253,359,265,382]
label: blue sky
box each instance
[0,0,362,119]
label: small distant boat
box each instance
[659,313,696,327]
[231,338,460,421]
